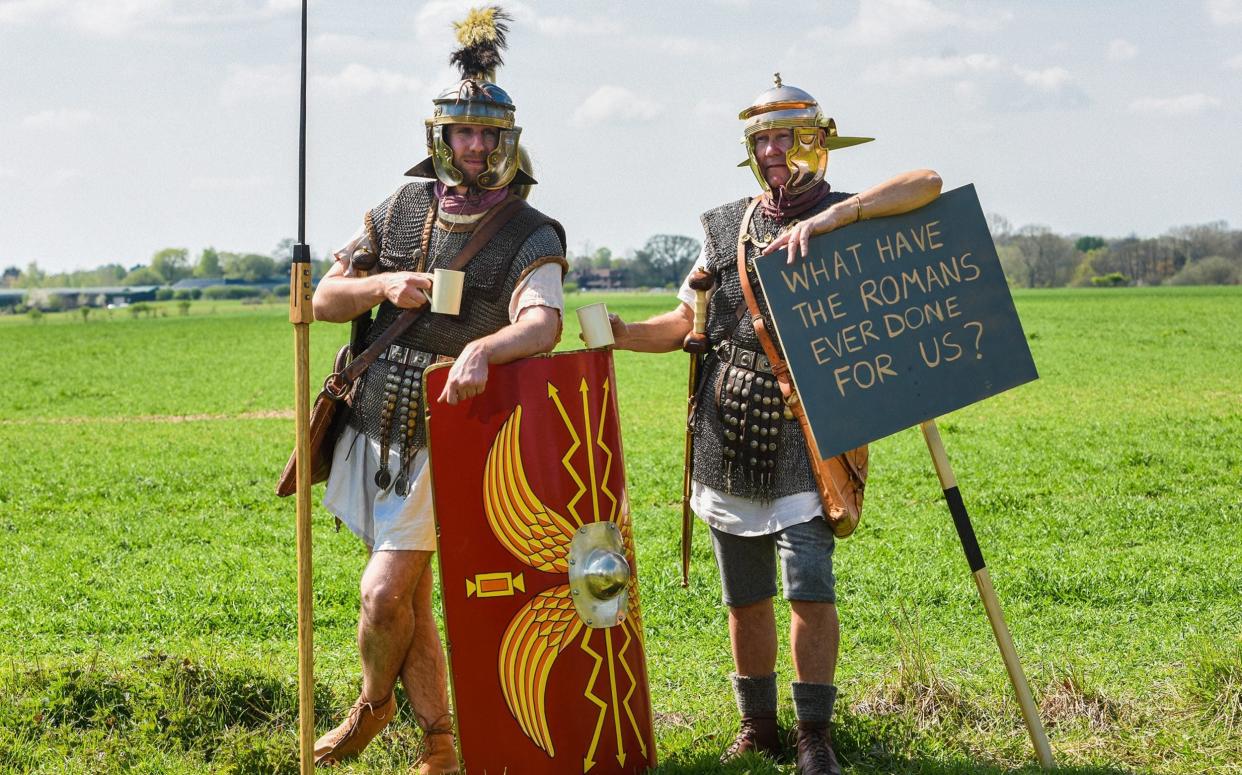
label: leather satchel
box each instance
[735,195,867,537]
[275,195,527,498]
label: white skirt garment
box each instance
[322,426,437,552]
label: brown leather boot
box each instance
[719,715,781,763]
[313,692,396,766]
[412,728,459,774]
[793,721,841,775]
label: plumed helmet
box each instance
[738,73,873,195]
[408,6,536,191]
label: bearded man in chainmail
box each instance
[608,76,941,774]
[309,9,565,773]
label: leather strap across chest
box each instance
[324,195,525,397]
[735,194,797,401]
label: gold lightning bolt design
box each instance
[617,617,648,758]
[580,626,609,773]
[547,383,587,526]
[595,378,619,524]
[579,378,601,523]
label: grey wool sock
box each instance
[791,681,837,725]
[731,672,778,718]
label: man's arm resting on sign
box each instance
[765,168,944,262]
[312,260,432,323]
[607,301,694,354]
[437,304,561,405]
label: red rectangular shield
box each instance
[425,350,657,774]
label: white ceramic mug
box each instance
[431,268,465,315]
[576,302,614,348]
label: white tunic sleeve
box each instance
[509,262,565,323]
[332,222,372,277]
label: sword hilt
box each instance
[683,268,715,353]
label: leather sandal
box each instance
[313,692,397,766]
[412,721,459,774]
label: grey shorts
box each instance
[708,518,836,607]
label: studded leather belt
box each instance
[713,341,773,375]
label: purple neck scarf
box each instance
[434,182,509,216]
[760,180,831,221]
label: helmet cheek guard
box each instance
[784,127,828,194]
[428,123,465,188]
[476,127,522,190]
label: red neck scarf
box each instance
[434,182,509,215]
[760,180,831,221]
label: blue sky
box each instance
[2,0,1240,272]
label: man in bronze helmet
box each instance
[309,7,566,772]
[608,76,941,774]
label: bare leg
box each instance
[789,600,839,684]
[358,549,433,702]
[729,597,778,675]
[399,559,450,728]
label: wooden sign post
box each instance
[755,184,1053,769]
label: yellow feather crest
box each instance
[454,7,501,48]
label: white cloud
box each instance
[1107,38,1138,61]
[1,0,298,36]
[815,0,1010,46]
[1129,93,1222,115]
[189,175,272,191]
[571,85,662,128]
[693,98,734,121]
[1015,66,1073,92]
[865,53,1002,81]
[1207,0,1242,24]
[0,0,63,24]
[534,15,624,37]
[46,168,83,187]
[1226,53,1242,69]
[0,165,16,180]
[313,64,422,99]
[649,35,720,58]
[21,108,98,129]
[219,63,292,106]
[221,62,420,105]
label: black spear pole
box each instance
[289,1,316,772]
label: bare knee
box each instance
[361,578,412,626]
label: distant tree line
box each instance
[5,220,1240,294]
[987,216,1241,288]
[1,238,333,291]
[569,234,702,290]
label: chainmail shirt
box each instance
[692,189,853,501]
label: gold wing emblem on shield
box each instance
[497,584,584,757]
[483,404,576,573]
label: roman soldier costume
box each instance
[682,75,875,775]
[693,75,872,503]
[315,7,567,772]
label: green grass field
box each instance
[0,287,1239,774]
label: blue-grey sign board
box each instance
[754,184,1037,460]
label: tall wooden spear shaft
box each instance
[288,1,316,772]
